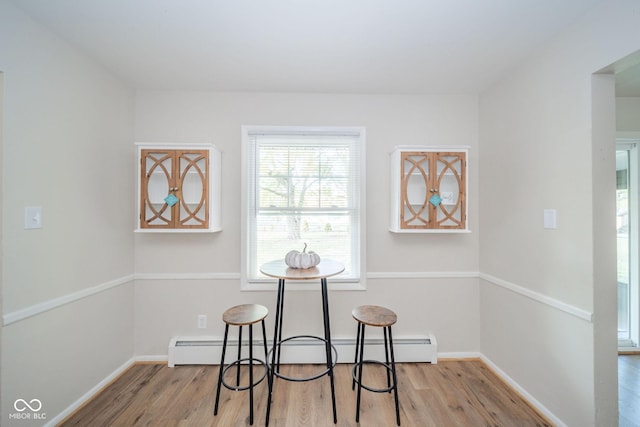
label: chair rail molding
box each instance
[2,271,592,326]
[2,275,134,326]
[479,272,593,323]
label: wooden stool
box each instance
[214,304,269,425]
[351,305,401,425]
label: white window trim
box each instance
[241,125,366,291]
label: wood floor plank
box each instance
[117,363,198,426]
[61,364,165,426]
[619,355,640,427]
[60,361,555,427]
[423,361,491,426]
[396,364,457,426]
[155,366,215,424]
[463,361,549,427]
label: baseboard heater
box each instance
[168,335,437,367]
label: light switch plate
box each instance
[543,209,557,229]
[197,314,207,329]
[24,206,43,229]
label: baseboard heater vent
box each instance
[168,335,437,367]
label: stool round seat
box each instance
[223,304,268,326]
[215,303,269,425]
[352,305,397,327]
[351,304,401,425]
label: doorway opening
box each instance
[617,140,640,350]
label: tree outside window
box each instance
[243,128,364,286]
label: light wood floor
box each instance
[619,355,640,427]
[60,360,552,426]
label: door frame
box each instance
[617,137,640,350]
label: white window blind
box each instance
[242,127,365,286]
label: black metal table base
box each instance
[265,277,338,426]
[267,335,338,381]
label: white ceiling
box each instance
[9,0,639,95]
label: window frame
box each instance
[241,125,366,291]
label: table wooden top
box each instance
[260,259,345,280]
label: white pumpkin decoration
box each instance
[285,243,321,269]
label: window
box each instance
[242,126,365,289]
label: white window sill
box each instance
[241,279,365,291]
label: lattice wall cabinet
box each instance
[390,146,468,233]
[136,143,221,232]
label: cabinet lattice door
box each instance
[140,149,209,229]
[399,151,466,230]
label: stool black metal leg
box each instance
[321,277,337,424]
[249,324,254,425]
[384,326,391,390]
[236,325,243,387]
[214,323,230,415]
[352,321,362,390]
[261,319,268,361]
[388,326,400,426]
[355,323,366,423]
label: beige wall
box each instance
[479,1,640,425]
[0,1,135,424]
[133,91,481,356]
[617,97,640,132]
